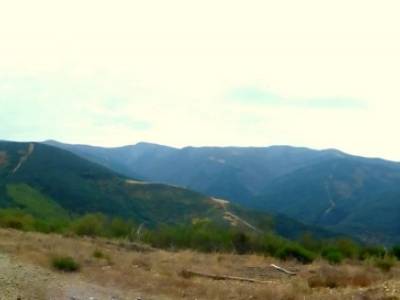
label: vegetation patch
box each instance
[276,244,316,264]
[373,255,396,272]
[1,208,400,268]
[93,249,105,259]
[70,213,107,237]
[391,245,400,260]
[322,248,344,264]
[308,266,376,288]
[0,209,34,230]
[360,246,386,260]
[51,256,80,272]
[6,184,69,221]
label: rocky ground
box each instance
[0,252,152,300]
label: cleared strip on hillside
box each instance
[12,143,34,174]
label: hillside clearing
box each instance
[0,229,399,299]
[210,197,230,207]
[126,179,149,185]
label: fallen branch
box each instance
[180,269,272,284]
[270,264,296,276]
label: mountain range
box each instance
[46,140,400,244]
[45,140,345,204]
[0,141,335,241]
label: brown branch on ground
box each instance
[270,264,297,276]
[180,269,273,284]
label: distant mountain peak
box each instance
[134,141,176,149]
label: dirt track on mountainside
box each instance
[12,143,34,174]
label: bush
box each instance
[391,245,400,260]
[360,246,386,260]
[258,233,287,256]
[299,232,322,252]
[232,232,251,254]
[277,244,316,264]
[142,223,236,253]
[108,217,134,238]
[142,226,191,250]
[334,238,359,259]
[70,213,107,237]
[322,248,344,264]
[373,255,395,272]
[92,249,104,259]
[52,256,80,272]
[0,209,35,230]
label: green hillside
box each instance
[46,140,400,244]
[6,183,68,220]
[0,141,335,240]
[0,142,221,227]
[253,156,400,244]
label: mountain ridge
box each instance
[44,140,400,244]
[0,140,337,241]
[45,140,349,203]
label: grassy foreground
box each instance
[0,228,400,299]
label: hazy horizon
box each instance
[2,1,400,160]
[0,138,394,163]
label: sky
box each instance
[1,0,400,160]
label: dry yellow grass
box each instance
[0,228,399,299]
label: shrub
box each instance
[92,249,104,259]
[189,225,233,252]
[374,255,395,272]
[142,226,191,250]
[108,217,134,238]
[70,213,107,237]
[258,233,286,256]
[359,246,386,260]
[52,256,80,272]
[391,245,400,260]
[3,218,25,230]
[143,223,235,253]
[322,248,344,264]
[334,238,359,259]
[277,244,316,264]
[0,209,35,230]
[232,232,251,254]
[299,232,322,252]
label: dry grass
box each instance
[0,228,399,299]
[307,264,379,288]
